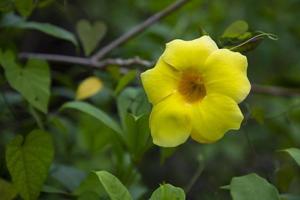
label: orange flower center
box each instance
[178,70,206,103]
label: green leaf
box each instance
[76,19,107,55]
[0,14,78,46]
[18,22,78,46]
[94,171,133,200]
[150,183,185,200]
[222,20,249,38]
[0,0,14,12]
[117,87,151,129]
[0,50,51,113]
[37,0,55,8]
[74,173,105,198]
[61,101,123,135]
[228,173,280,200]
[124,113,152,161]
[282,148,300,166]
[15,0,33,17]
[114,70,137,95]
[78,114,114,153]
[0,179,18,200]
[5,129,54,200]
[219,19,278,53]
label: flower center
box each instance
[178,70,206,103]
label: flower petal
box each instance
[203,49,251,103]
[190,94,243,143]
[141,58,180,104]
[150,93,192,147]
[162,36,218,71]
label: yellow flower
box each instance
[141,36,251,147]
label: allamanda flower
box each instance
[141,36,251,147]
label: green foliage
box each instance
[95,170,133,200]
[76,19,107,55]
[0,179,17,200]
[220,20,278,53]
[250,106,265,124]
[123,113,152,161]
[228,32,278,53]
[0,14,78,46]
[74,173,105,199]
[61,101,123,135]
[0,0,14,12]
[15,0,33,17]
[150,184,185,200]
[114,70,137,95]
[226,173,280,200]
[282,148,300,166]
[117,87,151,128]
[5,130,54,200]
[280,194,300,200]
[221,20,249,38]
[0,50,50,113]
[51,164,86,191]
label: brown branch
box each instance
[91,0,190,62]
[19,53,152,68]
[251,84,300,97]
[19,52,93,66]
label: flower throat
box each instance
[178,70,206,103]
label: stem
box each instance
[185,157,205,194]
[243,128,257,158]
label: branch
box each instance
[91,0,190,62]
[19,52,92,66]
[19,53,152,68]
[19,0,189,69]
[19,53,300,97]
[251,84,300,97]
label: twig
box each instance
[251,84,300,97]
[19,53,152,68]
[91,0,190,62]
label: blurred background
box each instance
[1,0,300,199]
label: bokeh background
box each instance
[1,0,300,199]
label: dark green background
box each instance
[1,0,300,199]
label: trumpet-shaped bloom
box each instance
[141,36,251,147]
